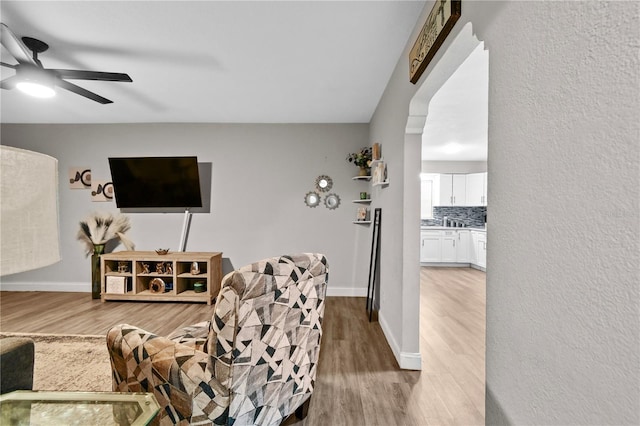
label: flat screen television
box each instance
[108,156,202,209]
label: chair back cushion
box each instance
[208,253,328,425]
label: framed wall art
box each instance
[409,0,462,84]
[91,180,114,202]
[69,167,91,189]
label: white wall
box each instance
[422,160,486,174]
[1,123,370,297]
[365,0,639,423]
[482,2,639,424]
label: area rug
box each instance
[0,332,111,392]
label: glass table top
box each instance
[0,391,160,426]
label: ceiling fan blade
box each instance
[57,79,113,104]
[0,24,36,66]
[1,62,17,69]
[52,69,132,82]
[1,75,18,90]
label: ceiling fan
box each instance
[0,23,132,104]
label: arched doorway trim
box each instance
[399,22,483,369]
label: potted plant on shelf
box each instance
[346,147,373,176]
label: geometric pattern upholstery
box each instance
[107,253,328,425]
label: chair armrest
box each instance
[0,337,34,393]
[107,324,230,424]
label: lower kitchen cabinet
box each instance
[457,230,471,263]
[420,231,441,262]
[476,232,487,268]
[470,230,487,269]
[441,233,457,262]
[421,228,484,269]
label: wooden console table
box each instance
[100,251,222,305]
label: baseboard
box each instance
[420,262,470,267]
[421,262,486,272]
[0,282,88,292]
[326,286,367,297]
[399,351,422,370]
[378,311,422,370]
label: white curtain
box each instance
[0,145,60,276]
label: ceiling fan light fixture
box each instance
[15,65,55,98]
[16,81,55,98]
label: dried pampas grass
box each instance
[77,212,135,256]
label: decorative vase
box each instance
[358,167,369,177]
[91,244,105,299]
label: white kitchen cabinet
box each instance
[465,172,487,206]
[484,172,488,205]
[476,233,487,268]
[439,174,452,205]
[421,229,471,264]
[421,228,485,267]
[420,231,441,262]
[421,174,438,219]
[441,231,457,262]
[470,232,479,264]
[470,230,487,269]
[438,174,466,206]
[456,230,471,262]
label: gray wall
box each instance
[1,123,370,296]
[367,0,639,423]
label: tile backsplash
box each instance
[422,206,487,227]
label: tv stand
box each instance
[100,251,222,305]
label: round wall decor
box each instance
[324,193,340,210]
[304,191,321,208]
[315,175,333,192]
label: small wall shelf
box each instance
[353,221,372,225]
[372,180,390,187]
[352,199,372,203]
[352,176,372,181]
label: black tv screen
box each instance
[108,156,203,208]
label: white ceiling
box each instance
[0,1,424,124]
[422,42,488,161]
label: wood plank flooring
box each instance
[0,266,485,425]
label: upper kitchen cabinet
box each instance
[465,172,488,206]
[439,174,466,206]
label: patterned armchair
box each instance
[107,253,328,425]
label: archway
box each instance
[401,22,485,368]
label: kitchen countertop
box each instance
[421,226,486,231]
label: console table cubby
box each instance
[100,251,222,305]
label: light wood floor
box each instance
[0,266,485,425]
